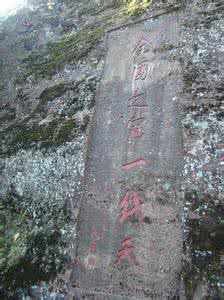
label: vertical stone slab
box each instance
[72,14,183,299]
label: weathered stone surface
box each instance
[1,0,224,298]
[180,0,224,298]
[72,15,183,298]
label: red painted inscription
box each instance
[133,62,149,81]
[127,92,148,140]
[119,191,144,223]
[115,237,138,265]
[122,158,148,169]
[132,36,150,58]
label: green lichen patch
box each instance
[0,190,72,292]
[14,119,77,145]
[35,76,98,117]
[17,0,153,81]
[0,76,99,157]
[56,119,79,144]
[122,0,152,16]
[13,120,59,145]
[0,201,29,287]
[21,25,106,80]
[0,117,79,156]
[35,83,68,113]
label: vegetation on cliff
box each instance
[18,0,152,81]
[0,192,71,291]
[5,0,221,298]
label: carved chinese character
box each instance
[86,255,96,270]
[119,191,144,223]
[127,93,148,139]
[133,62,149,81]
[128,105,147,122]
[89,226,98,253]
[128,93,148,107]
[89,225,107,252]
[128,116,145,140]
[132,36,150,58]
[128,126,144,139]
[115,237,138,265]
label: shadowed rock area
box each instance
[0,0,223,299]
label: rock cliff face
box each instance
[180,1,224,298]
[0,0,223,299]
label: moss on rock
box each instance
[0,191,71,292]
[17,0,152,81]
[122,0,152,16]
[22,25,106,80]
[0,117,79,156]
[56,119,78,144]
[35,83,68,113]
[14,119,76,145]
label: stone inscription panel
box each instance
[72,15,183,299]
